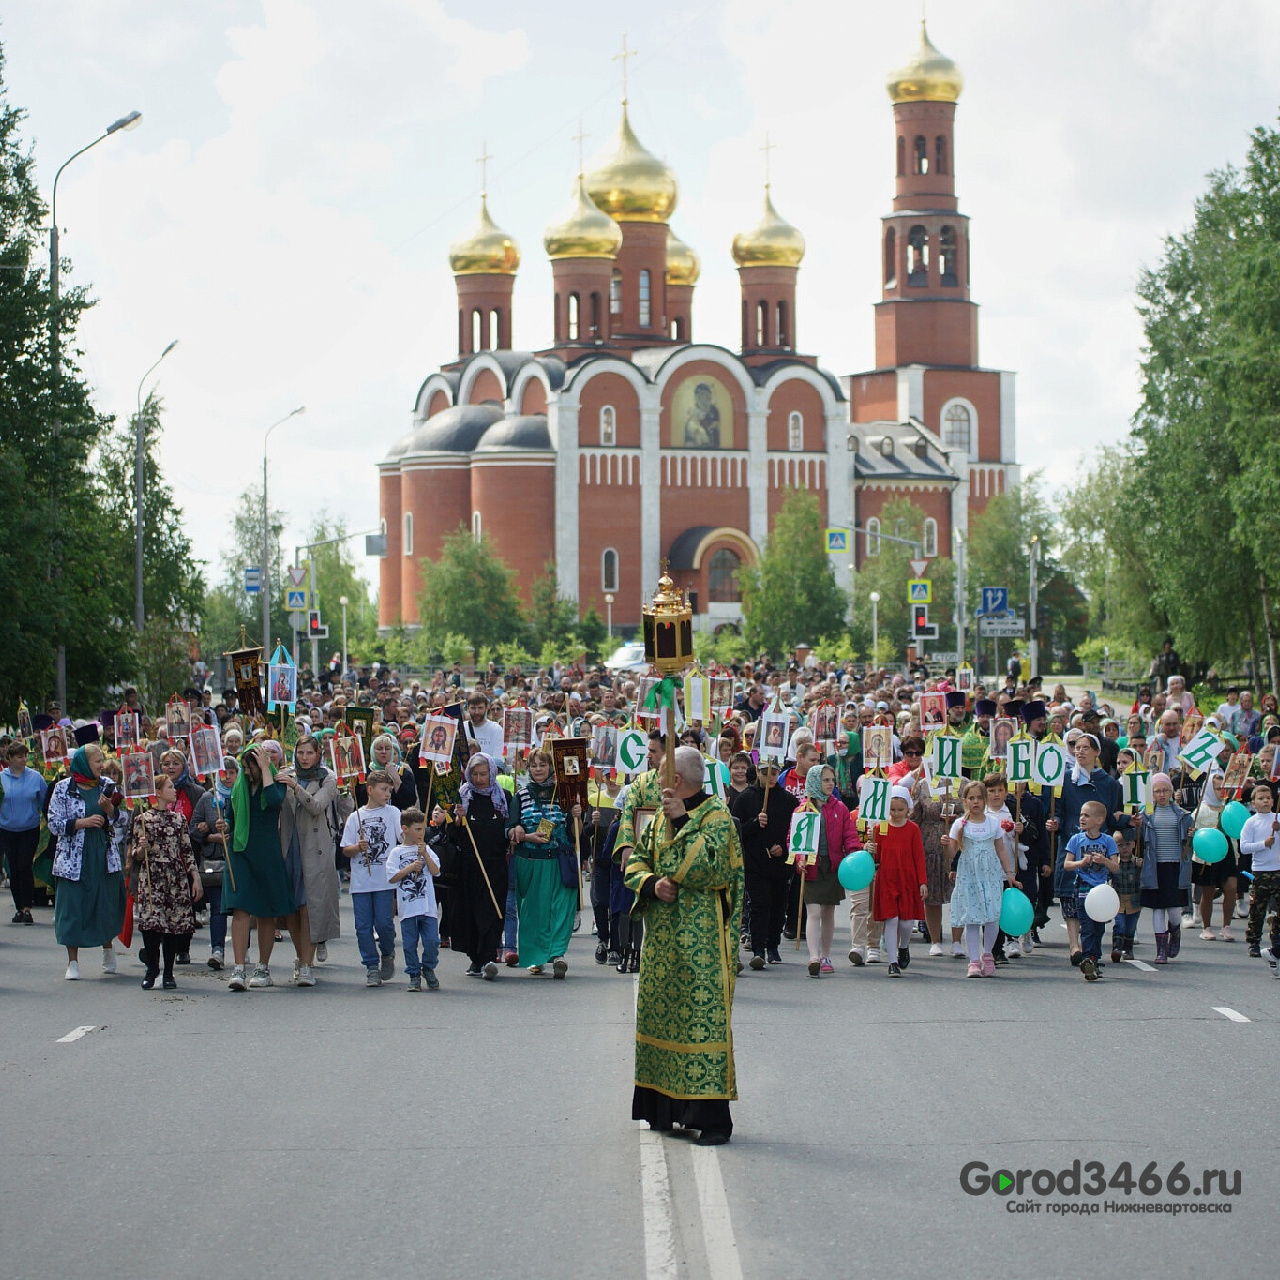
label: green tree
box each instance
[529,562,578,652]
[299,513,376,661]
[578,603,608,662]
[741,490,846,655]
[416,524,526,652]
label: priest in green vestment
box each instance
[626,746,744,1145]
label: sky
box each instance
[3,0,1279,599]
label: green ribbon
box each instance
[642,675,682,713]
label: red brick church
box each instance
[378,23,1018,633]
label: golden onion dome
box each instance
[448,196,521,275]
[886,21,963,104]
[731,187,805,269]
[543,176,623,260]
[583,103,678,223]
[665,230,700,286]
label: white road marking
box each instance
[1122,958,1156,972]
[639,1132,678,1279]
[691,1144,744,1280]
[56,1025,101,1043]
[1212,1006,1251,1023]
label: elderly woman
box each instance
[357,734,418,810]
[158,748,206,963]
[222,743,298,992]
[507,747,582,978]
[280,734,341,979]
[434,753,508,979]
[49,744,129,980]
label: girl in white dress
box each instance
[943,779,1017,978]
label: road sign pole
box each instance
[309,556,319,677]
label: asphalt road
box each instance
[2,893,1275,1280]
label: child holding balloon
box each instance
[1062,801,1120,982]
[943,779,1018,978]
[865,786,927,976]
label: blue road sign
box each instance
[244,566,261,595]
[979,586,1008,617]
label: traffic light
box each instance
[308,610,329,639]
[911,604,938,640]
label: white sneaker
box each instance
[1006,939,1022,958]
[866,948,881,964]
[315,943,327,963]
[101,947,117,974]
[248,964,273,988]
[295,964,315,987]
[1021,933,1035,952]
[848,946,866,966]
[227,966,247,992]
[951,941,966,958]
[65,960,80,980]
[928,942,944,957]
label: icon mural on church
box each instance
[672,375,733,450]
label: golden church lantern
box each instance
[643,566,694,675]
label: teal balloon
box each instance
[1220,801,1249,841]
[999,887,1034,936]
[1193,826,1228,864]
[838,849,875,891]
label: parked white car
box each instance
[605,642,649,675]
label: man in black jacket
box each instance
[730,762,799,969]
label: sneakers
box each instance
[1248,942,1261,959]
[249,964,273,988]
[981,952,996,977]
[366,966,382,987]
[808,959,821,977]
[407,973,422,993]
[1070,950,1084,967]
[484,961,500,980]
[1268,949,1279,977]
[966,961,983,977]
[848,947,866,966]
[952,941,966,959]
[227,966,247,991]
[465,964,482,978]
[552,957,568,979]
[379,952,395,981]
[819,958,834,975]
[898,947,910,969]
[766,947,782,964]
[10,910,23,924]
[607,950,623,966]
[1006,939,1022,959]
[425,968,440,990]
[749,952,766,970]
[1200,928,1216,942]
[1081,957,1099,982]
[928,942,944,957]
[527,964,544,975]
[65,960,80,980]
[295,964,315,987]
[1220,927,1235,942]
[208,949,224,971]
[887,962,901,976]
[315,942,327,963]
[595,943,609,964]
[101,947,117,974]
[866,947,881,964]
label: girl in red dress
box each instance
[867,786,927,976]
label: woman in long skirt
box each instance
[132,775,202,989]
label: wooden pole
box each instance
[212,788,236,893]
[459,807,503,920]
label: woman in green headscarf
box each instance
[222,742,296,991]
[49,744,127,980]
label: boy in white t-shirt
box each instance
[387,808,441,992]
[340,770,403,987]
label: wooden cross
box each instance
[760,132,775,187]
[476,141,492,197]
[613,32,636,103]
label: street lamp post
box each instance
[48,109,142,708]
[262,407,306,654]
[134,340,178,632]
[605,592,614,641]
[1028,534,1041,681]
[953,529,967,671]
[869,591,880,666]
[339,595,349,680]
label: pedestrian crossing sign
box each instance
[907,579,932,604]
[824,528,849,554]
[285,588,308,611]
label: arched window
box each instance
[489,308,500,350]
[610,269,622,316]
[943,403,971,452]
[602,548,619,593]
[567,293,580,340]
[879,436,895,458]
[939,226,958,286]
[788,411,803,452]
[907,226,929,286]
[896,135,905,177]
[756,299,768,346]
[403,512,414,557]
[638,269,651,327]
[884,227,896,286]
[472,511,482,542]
[923,517,938,559]
[913,135,928,175]
[708,548,742,602]
[471,309,483,352]
[600,405,616,447]
[865,517,881,556]
[590,291,601,336]
[777,300,790,347]
[935,135,948,175]
[671,316,685,341]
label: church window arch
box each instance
[907,226,929,286]
[403,512,414,557]
[472,511,482,542]
[788,411,803,452]
[488,308,500,350]
[600,405,616,447]
[777,300,790,347]
[602,548,619,594]
[897,135,905,177]
[471,309,483,352]
[567,293,580,340]
[610,270,622,316]
[639,269,652,327]
[943,401,972,453]
[884,227,896,286]
[590,291,602,337]
[708,548,742,603]
[756,299,769,346]
[923,517,938,559]
[879,436,895,458]
[913,135,928,175]
[936,135,949,175]
[865,517,881,556]
[940,226,958,286]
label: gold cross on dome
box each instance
[613,32,636,103]
[476,141,493,197]
[573,120,589,174]
[760,132,776,187]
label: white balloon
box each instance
[1084,883,1120,923]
